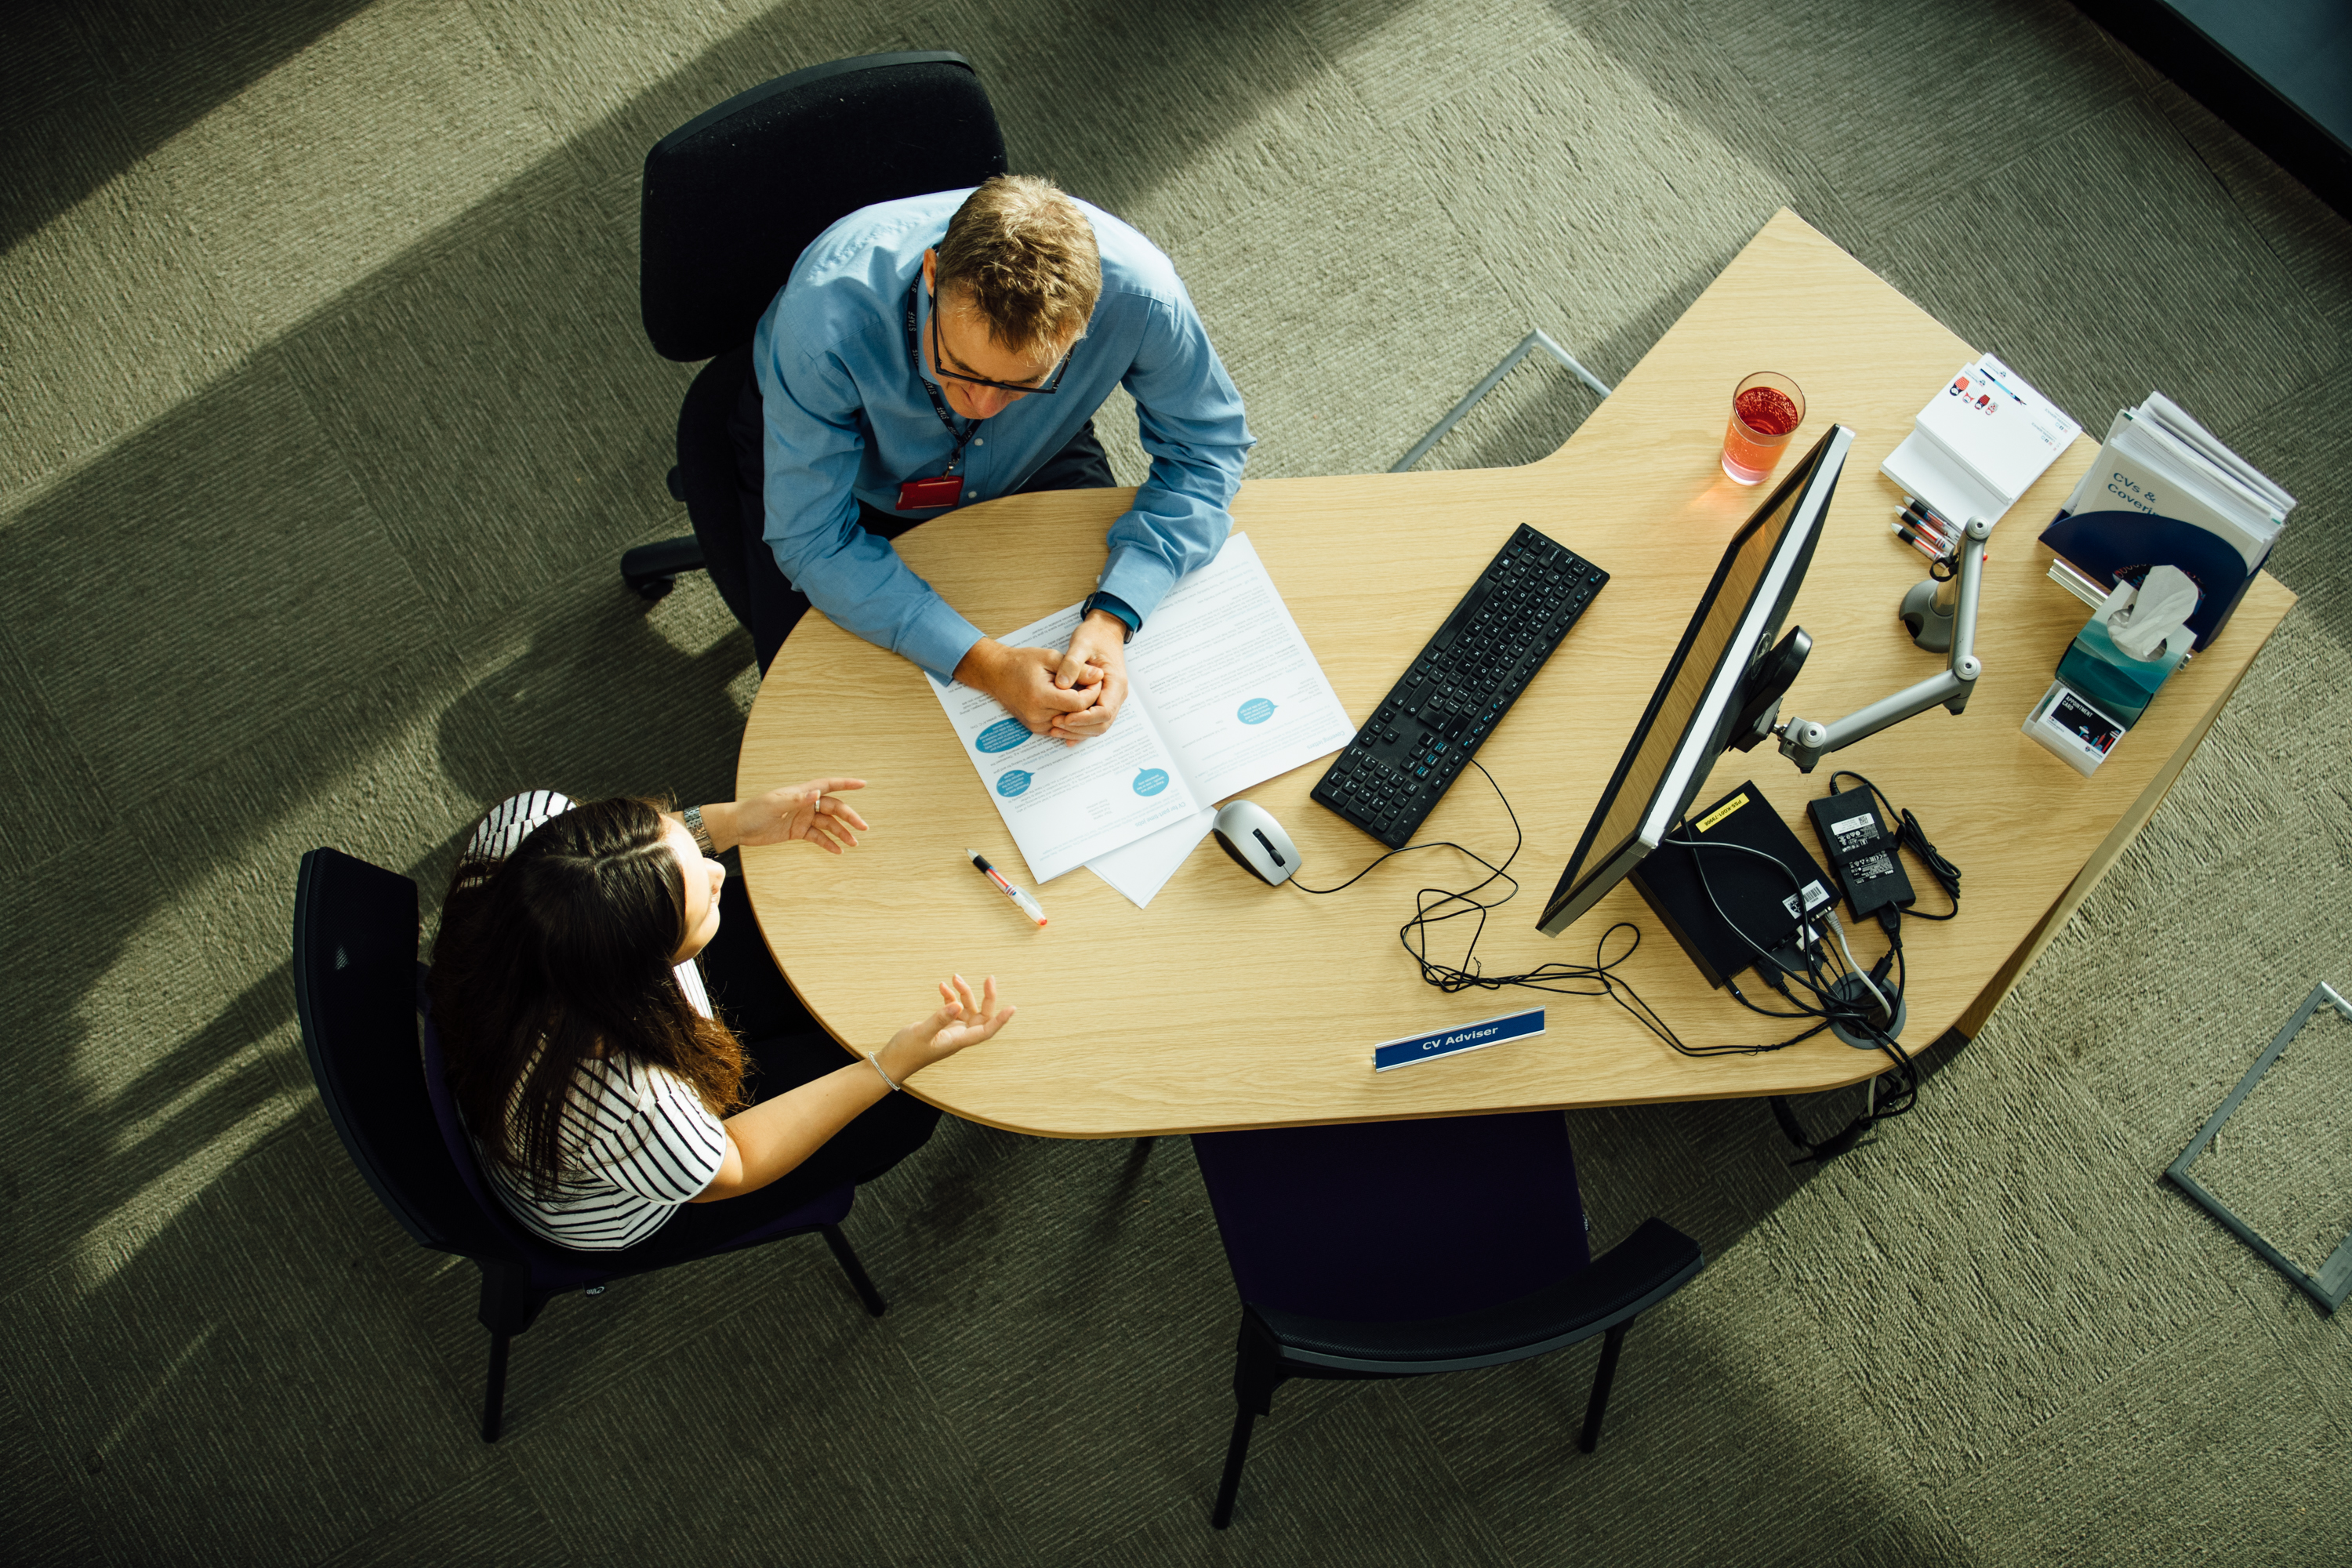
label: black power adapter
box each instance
[1806,782,1914,920]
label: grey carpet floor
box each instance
[5,1,2350,1563]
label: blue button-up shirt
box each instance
[753,190,1254,680]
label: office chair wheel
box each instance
[633,575,676,602]
[666,465,686,503]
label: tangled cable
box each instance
[1290,762,1976,1160]
[1294,762,1847,1062]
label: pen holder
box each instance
[2054,612,2186,730]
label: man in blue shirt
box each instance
[701,176,1254,743]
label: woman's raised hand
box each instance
[884,975,1016,1073]
[735,777,869,854]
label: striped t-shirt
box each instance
[458,791,729,1251]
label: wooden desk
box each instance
[738,209,2293,1138]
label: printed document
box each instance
[926,533,1354,887]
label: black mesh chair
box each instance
[620,51,1009,606]
[1189,1113,1705,1528]
[292,846,888,1442]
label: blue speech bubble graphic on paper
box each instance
[976,717,1029,753]
[1133,768,1169,797]
[995,770,1033,797]
[1237,697,1277,725]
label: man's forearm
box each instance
[767,516,987,680]
[1094,455,1243,628]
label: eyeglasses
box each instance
[929,289,1071,396]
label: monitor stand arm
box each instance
[1773,514,1992,774]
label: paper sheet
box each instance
[926,532,1355,892]
[1085,807,1217,908]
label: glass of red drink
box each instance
[1721,372,1806,485]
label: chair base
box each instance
[620,535,706,602]
[822,1222,888,1317]
[1578,1321,1625,1453]
[474,1221,884,1442]
[476,1261,547,1443]
[483,1331,514,1443]
[1209,1322,1628,1526]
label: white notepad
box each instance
[1881,354,2080,524]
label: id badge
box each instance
[896,474,964,510]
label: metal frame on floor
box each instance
[2165,981,2352,1312]
[1391,329,1613,473]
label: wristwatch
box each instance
[1080,591,1138,644]
[681,804,717,856]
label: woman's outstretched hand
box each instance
[734,777,869,854]
[883,975,1016,1076]
[699,972,1011,1205]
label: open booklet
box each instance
[926,532,1356,893]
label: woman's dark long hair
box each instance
[428,798,746,1196]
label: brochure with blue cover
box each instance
[2042,392,2297,651]
[2037,510,2257,652]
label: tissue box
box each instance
[2054,613,2187,729]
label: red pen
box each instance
[1890,521,1946,562]
[1894,501,1959,549]
[967,850,1047,927]
[1890,507,1988,564]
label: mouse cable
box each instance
[1827,770,1961,920]
[1294,762,1825,1060]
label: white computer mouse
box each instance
[1211,800,1303,887]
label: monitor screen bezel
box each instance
[1537,424,1855,937]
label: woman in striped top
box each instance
[428,784,1013,1257]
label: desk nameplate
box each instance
[1373,1009,1547,1073]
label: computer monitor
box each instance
[1537,424,1857,937]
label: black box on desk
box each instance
[1628,781,1835,989]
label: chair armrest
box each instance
[1251,1218,1704,1375]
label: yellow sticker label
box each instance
[1695,792,1749,833]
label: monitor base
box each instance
[1899,574,1955,652]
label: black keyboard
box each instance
[1312,524,1608,848]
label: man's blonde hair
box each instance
[935,175,1102,355]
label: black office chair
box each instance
[1189,1112,1705,1529]
[619,50,1010,607]
[292,846,888,1442]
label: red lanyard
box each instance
[902,283,977,477]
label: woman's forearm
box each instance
[688,1035,924,1202]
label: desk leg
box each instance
[1958,654,2257,1040]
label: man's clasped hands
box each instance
[949,605,1135,747]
